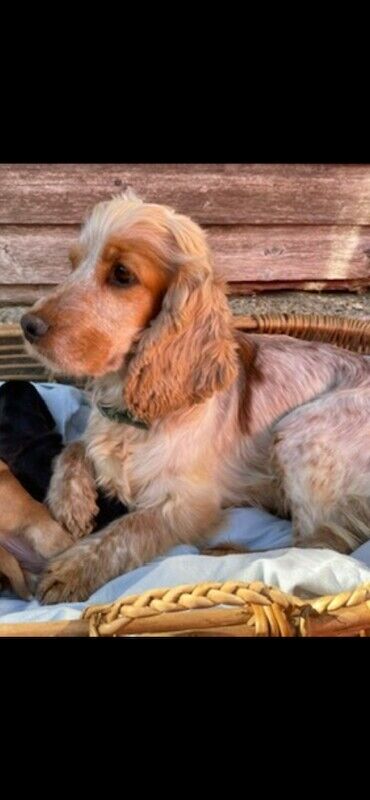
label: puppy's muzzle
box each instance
[21,314,50,343]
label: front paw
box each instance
[47,443,99,540]
[36,544,101,604]
[48,490,98,541]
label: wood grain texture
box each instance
[0,285,54,303]
[2,163,370,225]
[210,225,370,280]
[2,281,370,305]
[228,278,370,294]
[1,225,370,285]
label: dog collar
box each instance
[97,404,149,430]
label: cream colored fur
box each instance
[22,192,370,603]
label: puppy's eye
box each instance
[110,263,136,287]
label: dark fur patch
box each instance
[235,333,263,435]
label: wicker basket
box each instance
[0,581,369,637]
[1,313,370,637]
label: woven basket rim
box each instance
[1,580,370,637]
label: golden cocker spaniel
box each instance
[21,191,370,603]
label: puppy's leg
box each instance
[271,389,370,554]
[24,508,74,559]
[0,543,32,599]
[47,441,99,540]
[37,490,221,603]
[0,461,73,570]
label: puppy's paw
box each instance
[48,490,98,541]
[36,544,101,604]
[47,442,99,540]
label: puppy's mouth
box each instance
[23,335,61,372]
[23,333,127,379]
[21,314,132,378]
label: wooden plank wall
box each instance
[1,163,370,304]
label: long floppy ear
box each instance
[124,214,243,424]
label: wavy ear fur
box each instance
[123,215,240,424]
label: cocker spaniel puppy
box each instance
[21,191,370,603]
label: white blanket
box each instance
[1,382,370,624]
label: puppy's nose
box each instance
[21,314,50,343]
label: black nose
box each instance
[20,314,50,343]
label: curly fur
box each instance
[21,191,370,603]
[47,442,99,539]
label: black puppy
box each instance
[0,381,126,530]
[0,381,62,502]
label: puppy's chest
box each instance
[85,413,189,507]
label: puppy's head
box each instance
[22,192,205,375]
[22,192,240,421]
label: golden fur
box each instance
[22,191,370,603]
[0,459,72,597]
